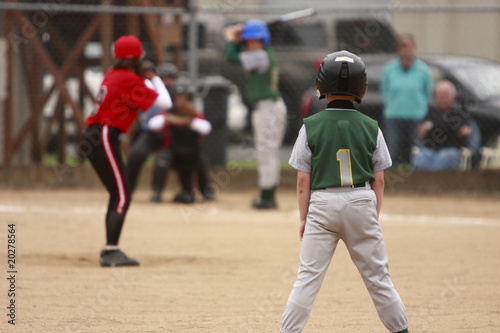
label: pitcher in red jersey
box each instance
[81,35,173,267]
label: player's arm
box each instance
[424,65,434,102]
[224,24,244,63]
[455,111,472,138]
[371,170,384,218]
[142,68,173,110]
[190,116,212,136]
[380,65,390,103]
[148,112,191,131]
[371,128,392,218]
[297,171,311,241]
[418,120,432,138]
[150,76,173,109]
[239,50,270,73]
[457,124,472,137]
[289,125,312,240]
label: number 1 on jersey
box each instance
[336,149,353,187]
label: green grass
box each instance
[43,154,84,167]
[225,159,294,170]
[42,153,293,171]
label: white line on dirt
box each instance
[0,205,105,215]
[381,213,498,226]
[0,204,497,226]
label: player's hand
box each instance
[142,69,156,80]
[224,24,243,42]
[299,220,307,241]
[418,120,433,138]
[457,125,472,137]
[140,60,157,79]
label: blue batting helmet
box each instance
[241,19,271,47]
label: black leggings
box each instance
[126,130,163,195]
[80,124,130,246]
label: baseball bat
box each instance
[267,8,317,26]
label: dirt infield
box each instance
[0,187,499,332]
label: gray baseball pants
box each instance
[252,98,287,189]
[281,185,408,333]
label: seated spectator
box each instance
[411,80,472,170]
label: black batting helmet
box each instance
[315,50,367,103]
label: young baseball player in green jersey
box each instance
[280,51,409,333]
[224,19,287,209]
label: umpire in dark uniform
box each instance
[164,76,215,204]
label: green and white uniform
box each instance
[225,42,287,191]
[281,100,408,333]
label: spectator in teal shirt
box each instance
[381,33,433,166]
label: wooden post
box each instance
[31,59,42,164]
[42,95,64,157]
[56,97,66,164]
[3,13,14,165]
[173,14,184,71]
[101,0,114,73]
[19,42,42,164]
[141,0,165,63]
[127,0,140,36]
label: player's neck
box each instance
[325,95,355,103]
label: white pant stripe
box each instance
[102,125,126,214]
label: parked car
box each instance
[302,53,500,148]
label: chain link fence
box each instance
[1,1,500,171]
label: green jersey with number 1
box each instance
[304,109,378,190]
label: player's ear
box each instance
[358,85,367,104]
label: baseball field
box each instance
[0,185,499,332]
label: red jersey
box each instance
[86,68,158,133]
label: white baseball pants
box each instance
[252,98,287,189]
[281,185,408,333]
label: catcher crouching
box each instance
[148,81,214,203]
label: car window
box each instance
[450,63,500,100]
[428,66,446,84]
[335,20,397,54]
[269,22,327,48]
[365,62,384,92]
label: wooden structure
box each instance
[1,0,186,165]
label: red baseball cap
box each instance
[113,35,143,59]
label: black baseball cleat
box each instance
[173,191,195,204]
[100,249,140,267]
[150,191,162,203]
[202,192,216,202]
[252,198,278,209]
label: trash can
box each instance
[197,75,232,166]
